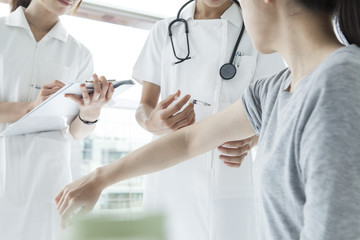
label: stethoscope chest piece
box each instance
[220,63,237,80]
[170,0,245,80]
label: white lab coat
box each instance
[0,7,93,240]
[132,3,285,240]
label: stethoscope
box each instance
[168,0,245,80]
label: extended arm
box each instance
[55,98,255,229]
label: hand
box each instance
[218,135,259,168]
[55,169,104,230]
[31,80,65,109]
[145,90,196,135]
[65,73,114,121]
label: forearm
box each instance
[96,128,191,188]
[69,112,99,140]
[98,100,256,189]
[0,102,34,123]
[135,103,152,130]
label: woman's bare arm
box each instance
[55,98,255,229]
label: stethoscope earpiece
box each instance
[220,63,237,80]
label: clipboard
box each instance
[0,80,135,137]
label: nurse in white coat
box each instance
[0,0,113,240]
[133,0,285,239]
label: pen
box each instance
[29,79,118,89]
[174,96,211,107]
[192,99,211,106]
[234,51,243,68]
[29,83,42,89]
[85,79,116,83]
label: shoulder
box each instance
[244,68,290,108]
[0,16,7,30]
[149,17,175,36]
[313,45,360,92]
[65,34,92,60]
[252,68,290,93]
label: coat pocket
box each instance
[35,131,72,202]
[0,136,24,201]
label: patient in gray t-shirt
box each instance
[242,44,360,240]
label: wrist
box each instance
[93,167,109,190]
[79,111,100,122]
[144,118,167,135]
[27,101,36,113]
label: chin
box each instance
[253,40,276,54]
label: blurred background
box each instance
[0,0,186,215]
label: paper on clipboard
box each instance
[0,80,134,137]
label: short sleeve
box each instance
[241,80,264,135]
[253,52,286,82]
[299,63,360,240]
[132,20,166,86]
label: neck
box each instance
[194,1,232,19]
[24,1,59,32]
[277,12,343,91]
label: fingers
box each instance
[167,94,191,114]
[92,74,101,100]
[224,161,243,168]
[99,76,109,98]
[42,80,65,89]
[57,190,71,216]
[159,90,181,109]
[55,190,64,205]
[80,84,91,105]
[220,153,248,168]
[106,83,114,101]
[40,87,62,96]
[169,103,195,130]
[221,139,252,148]
[161,94,191,119]
[60,201,78,230]
[218,144,251,156]
[218,141,251,168]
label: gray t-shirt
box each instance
[242,44,360,240]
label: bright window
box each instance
[83,0,188,18]
[0,2,153,214]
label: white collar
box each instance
[180,1,243,27]
[6,7,69,42]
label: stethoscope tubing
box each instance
[169,0,245,79]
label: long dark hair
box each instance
[296,0,360,46]
[10,0,31,12]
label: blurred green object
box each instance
[67,213,166,240]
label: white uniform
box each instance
[132,3,285,240]
[0,7,93,240]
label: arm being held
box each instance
[55,99,255,229]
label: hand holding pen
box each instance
[29,80,65,110]
[29,74,114,122]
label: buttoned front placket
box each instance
[209,18,228,240]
